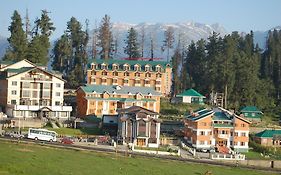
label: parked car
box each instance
[61,137,74,144]
[4,131,25,138]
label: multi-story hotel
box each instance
[86,59,172,96]
[76,84,161,117]
[0,59,72,120]
[183,107,250,152]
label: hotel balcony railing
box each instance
[21,77,51,81]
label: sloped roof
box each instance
[185,108,214,121]
[241,106,262,113]
[79,84,161,96]
[176,89,205,97]
[255,129,281,138]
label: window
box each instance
[22,82,30,88]
[56,92,60,97]
[113,79,118,83]
[241,142,245,146]
[134,65,140,71]
[91,71,96,75]
[43,91,50,98]
[11,90,17,95]
[241,132,246,137]
[200,141,205,145]
[11,100,16,104]
[91,64,96,69]
[145,73,151,77]
[201,122,207,126]
[244,113,248,116]
[135,72,140,77]
[124,79,129,84]
[124,72,130,77]
[252,113,256,116]
[113,71,118,76]
[22,90,30,97]
[12,81,17,86]
[135,80,140,84]
[241,123,246,127]
[102,79,107,83]
[32,91,38,98]
[145,65,150,71]
[44,83,50,89]
[145,80,150,84]
[156,66,162,72]
[55,101,60,106]
[156,80,161,85]
[200,131,204,135]
[102,71,107,76]
[234,142,237,146]
[156,73,162,78]
[230,141,233,145]
[112,64,119,70]
[56,83,61,88]
[101,64,107,70]
[234,132,238,136]
[123,64,129,71]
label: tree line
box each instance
[172,30,281,110]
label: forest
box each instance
[2,10,281,113]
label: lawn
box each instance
[0,140,277,175]
[44,127,104,136]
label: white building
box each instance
[0,59,72,120]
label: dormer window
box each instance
[115,85,121,90]
[112,64,119,70]
[134,64,140,71]
[91,71,96,75]
[91,63,96,70]
[123,64,129,71]
[145,65,151,72]
[101,63,107,70]
[156,65,162,72]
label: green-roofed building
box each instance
[86,58,172,96]
[240,106,263,122]
[176,88,205,104]
[254,129,281,147]
[77,84,161,117]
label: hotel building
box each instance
[183,107,250,152]
[0,59,72,120]
[86,59,172,96]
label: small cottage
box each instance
[176,89,205,104]
[254,129,281,147]
[240,106,263,122]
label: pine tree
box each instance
[28,10,55,65]
[52,33,71,73]
[162,26,175,61]
[98,14,113,60]
[124,27,140,58]
[3,10,28,61]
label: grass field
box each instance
[0,140,278,175]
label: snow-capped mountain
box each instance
[254,26,281,50]
[94,22,228,60]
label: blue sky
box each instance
[1,0,281,39]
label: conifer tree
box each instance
[98,14,113,60]
[3,10,28,61]
[162,26,175,61]
[124,27,141,58]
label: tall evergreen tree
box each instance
[124,27,141,58]
[28,10,55,65]
[98,14,113,60]
[162,26,175,61]
[3,10,28,61]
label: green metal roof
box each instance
[80,84,161,96]
[185,108,213,121]
[88,59,171,72]
[85,97,156,102]
[241,106,262,113]
[255,129,281,138]
[176,89,205,97]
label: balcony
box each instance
[21,77,51,81]
[217,134,229,139]
[7,104,72,112]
